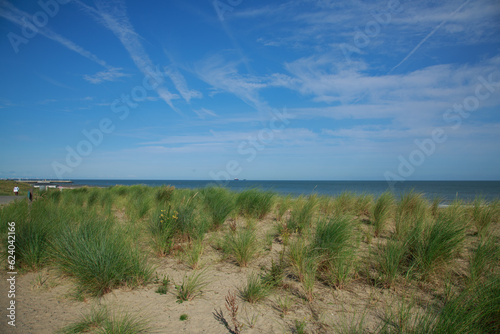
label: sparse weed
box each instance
[240,272,270,304]
[59,305,150,334]
[175,269,209,302]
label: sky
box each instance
[0,0,499,181]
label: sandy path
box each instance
[0,196,20,206]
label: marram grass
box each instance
[52,218,153,296]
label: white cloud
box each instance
[75,0,181,111]
[163,65,202,103]
[83,67,128,84]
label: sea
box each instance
[69,180,500,204]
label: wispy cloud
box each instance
[83,67,129,84]
[0,0,113,69]
[163,65,202,103]
[193,108,217,119]
[195,53,273,115]
[75,0,182,112]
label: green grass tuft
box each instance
[223,228,259,267]
[372,191,394,237]
[175,270,209,302]
[236,189,275,219]
[240,272,270,304]
[201,186,235,229]
[52,218,153,296]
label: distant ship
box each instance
[234,178,239,181]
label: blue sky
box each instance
[1,0,499,181]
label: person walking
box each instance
[13,186,19,196]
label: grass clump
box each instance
[355,193,374,217]
[471,197,495,235]
[375,239,408,287]
[468,236,500,286]
[372,191,394,237]
[201,186,235,229]
[52,218,153,297]
[240,272,270,304]
[59,305,150,333]
[236,189,275,219]
[409,216,466,277]
[155,185,175,204]
[286,195,318,234]
[276,194,292,221]
[175,270,209,302]
[222,228,259,267]
[333,192,357,215]
[149,206,176,256]
[184,239,205,269]
[394,190,428,239]
[381,276,500,333]
[312,216,359,289]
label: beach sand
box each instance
[0,214,397,334]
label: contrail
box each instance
[390,0,471,73]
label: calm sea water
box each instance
[70,180,500,204]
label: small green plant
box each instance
[155,275,170,295]
[240,272,270,304]
[179,314,188,321]
[223,228,259,267]
[274,295,292,316]
[184,239,205,269]
[372,191,394,237]
[60,305,150,333]
[262,259,285,288]
[302,257,318,302]
[175,270,209,302]
[288,238,309,282]
[294,319,307,334]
